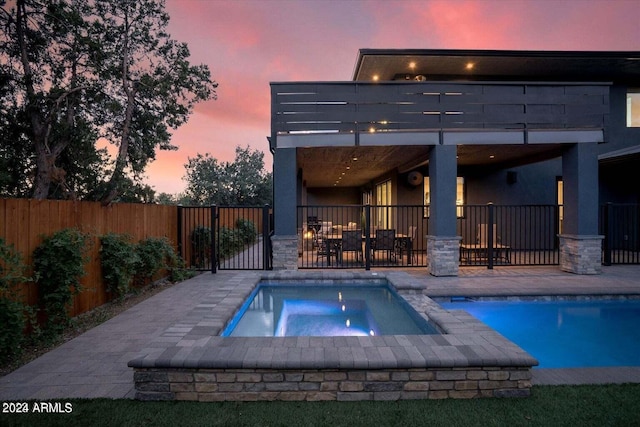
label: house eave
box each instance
[353,48,640,83]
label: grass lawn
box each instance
[2,384,639,426]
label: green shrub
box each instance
[167,256,196,283]
[33,228,89,336]
[216,221,258,260]
[100,233,139,299]
[135,237,177,284]
[235,218,257,244]
[0,298,28,364]
[0,238,30,364]
[217,226,241,259]
[191,226,211,268]
[102,234,194,297]
[0,238,25,291]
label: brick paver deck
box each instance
[1,266,639,400]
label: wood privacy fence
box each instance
[0,198,178,317]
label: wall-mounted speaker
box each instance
[407,171,424,186]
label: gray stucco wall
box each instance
[598,84,640,204]
[462,160,562,206]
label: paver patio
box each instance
[1,265,640,400]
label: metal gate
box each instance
[602,203,640,265]
[178,205,272,272]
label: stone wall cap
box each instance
[558,234,604,241]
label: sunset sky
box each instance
[146,0,640,195]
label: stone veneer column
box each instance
[559,234,603,275]
[560,142,601,275]
[271,146,298,270]
[427,145,460,277]
[427,236,462,276]
[271,235,298,270]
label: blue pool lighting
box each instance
[222,283,438,337]
[441,298,640,368]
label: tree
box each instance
[0,0,217,202]
[156,192,178,205]
[90,0,217,205]
[1,0,98,199]
[183,146,272,206]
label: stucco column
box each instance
[426,145,461,276]
[272,147,298,270]
[559,142,603,274]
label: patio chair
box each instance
[340,230,363,265]
[372,229,396,263]
[316,221,336,264]
[477,223,498,247]
[475,223,510,263]
[396,225,417,264]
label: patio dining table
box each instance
[322,232,411,266]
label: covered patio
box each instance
[271,78,606,275]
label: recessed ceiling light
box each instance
[409,61,416,69]
[489,155,495,159]
[466,62,475,70]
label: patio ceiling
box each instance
[298,143,565,188]
[353,49,640,82]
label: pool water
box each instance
[222,284,438,337]
[441,299,640,368]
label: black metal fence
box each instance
[180,203,638,271]
[601,203,640,265]
[458,204,560,268]
[297,204,562,269]
[297,205,428,269]
[178,206,214,271]
[178,205,272,272]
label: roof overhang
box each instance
[599,144,640,163]
[353,49,640,83]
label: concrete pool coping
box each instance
[128,270,538,400]
[128,271,538,371]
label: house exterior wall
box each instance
[598,84,640,204]
[462,160,562,206]
[270,56,637,273]
[604,85,640,154]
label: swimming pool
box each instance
[222,283,439,337]
[440,298,640,368]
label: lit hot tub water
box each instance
[222,283,438,337]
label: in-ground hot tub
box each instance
[129,271,537,401]
[222,283,439,337]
